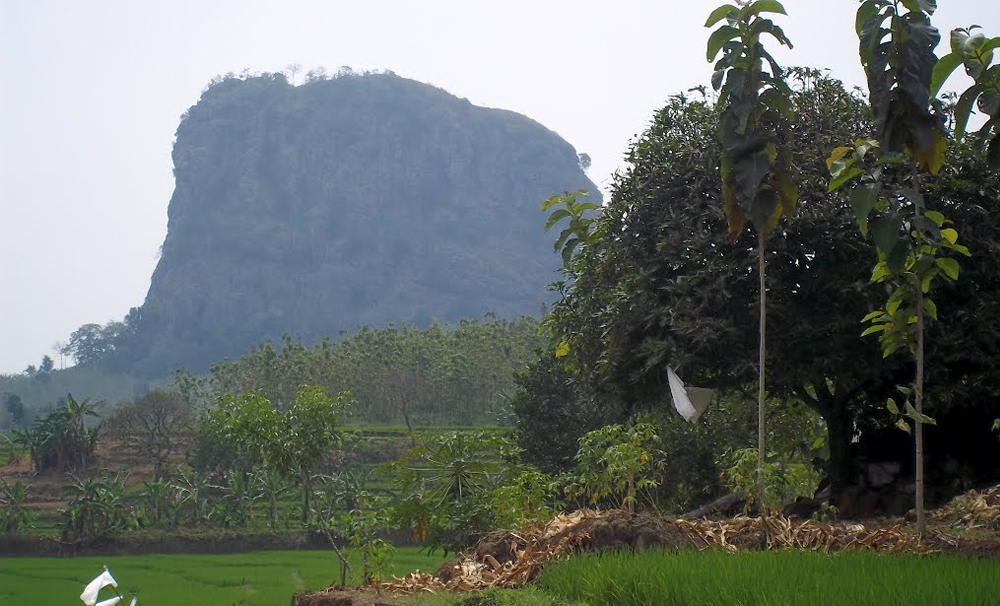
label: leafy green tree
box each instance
[827,0,992,534]
[195,386,349,526]
[39,356,54,373]
[567,419,664,512]
[520,70,1000,508]
[3,393,26,428]
[381,431,513,555]
[705,0,797,510]
[199,317,543,426]
[66,323,114,367]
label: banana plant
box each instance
[706,0,798,511]
[0,478,35,534]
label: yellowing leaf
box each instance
[555,339,570,358]
[826,146,852,170]
[941,228,959,244]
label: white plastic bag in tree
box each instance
[95,597,122,606]
[81,569,117,606]
[667,366,713,423]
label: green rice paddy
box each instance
[0,547,445,606]
[538,548,1000,606]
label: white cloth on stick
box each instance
[667,366,713,423]
[95,598,122,606]
[81,569,118,606]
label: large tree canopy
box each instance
[518,71,1000,496]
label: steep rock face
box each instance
[136,72,597,373]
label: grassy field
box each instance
[0,547,446,606]
[538,548,1000,606]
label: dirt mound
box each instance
[462,508,700,569]
[291,587,399,606]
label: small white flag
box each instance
[95,598,122,606]
[81,569,118,606]
[667,366,713,423]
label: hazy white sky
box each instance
[1,1,995,373]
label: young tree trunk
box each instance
[758,230,767,513]
[825,403,854,497]
[915,294,926,536]
[301,472,311,526]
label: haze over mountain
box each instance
[114,70,598,375]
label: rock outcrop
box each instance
[131,71,597,374]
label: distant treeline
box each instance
[182,315,544,426]
[2,315,545,429]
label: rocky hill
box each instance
[129,71,597,374]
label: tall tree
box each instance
[828,0,979,535]
[706,0,798,510]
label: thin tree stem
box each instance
[758,230,767,514]
[915,285,926,537]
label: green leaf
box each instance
[900,0,936,15]
[899,188,925,210]
[850,185,880,236]
[941,228,958,244]
[862,309,885,323]
[871,214,902,256]
[924,210,945,226]
[554,227,574,252]
[896,418,912,434]
[862,324,888,336]
[923,297,938,320]
[871,261,891,282]
[936,257,960,280]
[748,0,788,17]
[562,238,581,266]
[954,84,983,141]
[705,4,739,27]
[931,51,963,98]
[856,0,883,36]
[829,165,862,191]
[886,289,905,316]
[942,240,972,256]
[544,209,571,231]
[904,401,937,425]
[886,398,900,415]
[712,69,726,90]
[921,267,938,293]
[707,25,739,61]
[554,340,570,358]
